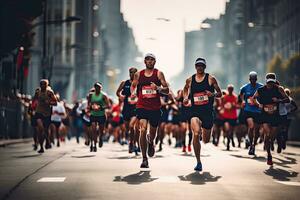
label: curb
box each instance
[0,138,32,147]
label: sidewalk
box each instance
[0,138,32,147]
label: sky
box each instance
[121,0,227,80]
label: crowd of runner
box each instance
[29,53,298,171]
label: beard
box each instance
[146,64,154,69]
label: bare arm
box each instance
[116,80,126,101]
[210,76,222,98]
[103,94,111,109]
[278,86,290,103]
[157,71,169,94]
[130,71,140,96]
[48,90,57,106]
[252,90,261,108]
[183,77,191,100]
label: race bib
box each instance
[193,92,209,106]
[247,97,255,106]
[91,103,101,111]
[128,96,138,104]
[224,102,232,110]
[264,104,277,114]
[142,86,157,99]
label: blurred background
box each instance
[0,0,299,140]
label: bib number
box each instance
[264,104,277,114]
[193,92,209,106]
[128,96,138,104]
[247,97,255,106]
[142,86,157,99]
[92,103,101,111]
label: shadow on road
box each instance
[264,166,298,181]
[107,155,164,160]
[230,154,297,168]
[178,172,221,185]
[230,154,265,162]
[13,154,42,158]
[71,155,96,158]
[113,171,158,184]
[283,152,300,157]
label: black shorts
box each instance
[51,121,61,129]
[35,113,51,129]
[136,108,162,127]
[260,112,280,127]
[223,118,237,126]
[279,115,288,126]
[180,107,192,122]
[244,111,262,124]
[214,117,224,126]
[122,106,136,121]
[90,115,106,125]
[172,115,180,125]
[190,111,214,129]
[31,114,37,127]
[160,108,169,123]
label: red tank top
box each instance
[221,94,238,119]
[137,68,161,110]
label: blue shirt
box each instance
[240,83,263,113]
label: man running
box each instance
[239,71,263,155]
[252,73,289,165]
[33,79,57,153]
[221,84,238,151]
[116,67,139,154]
[88,82,110,152]
[183,58,222,171]
[131,53,169,168]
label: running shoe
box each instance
[182,146,186,153]
[99,138,103,148]
[188,145,192,152]
[38,148,44,153]
[248,145,255,155]
[140,159,149,168]
[194,162,202,171]
[129,143,133,154]
[93,146,97,152]
[267,155,273,165]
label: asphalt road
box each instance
[0,138,299,200]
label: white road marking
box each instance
[37,177,66,182]
[275,181,300,186]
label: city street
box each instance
[0,139,299,200]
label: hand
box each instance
[150,82,158,90]
[259,104,263,109]
[183,99,191,107]
[272,97,279,103]
[119,95,125,102]
[205,90,214,97]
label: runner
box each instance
[221,84,238,151]
[49,93,66,147]
[88,82,111,152]
[252,73,289,165]
[131,53,169,168]
[33,79,57,153]
[183,58,222,171]
[116,67,139,154]
[239,71,263,155]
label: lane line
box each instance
[37,177,66,183]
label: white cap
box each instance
[249,71,257,77]
[265,73,276,83]
[144,53,156,60]
[195,58,206,66]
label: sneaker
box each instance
[277,143,282,153]
[147,135,155,157]
[99,138,103,148]
[245,139,250,149]
[90,145,93,152]
[57,142,60,147]
[267,155,273,165]
[188,145,192,152]
[282,140,286,150]
[140,159,149,168]
[33,144,38,151]
[194,162,202,171]
[129,143,133,154]
[182,146,186,153]
[38,148,44,153]
[133,146,139,156]
[45,142,52,149]
[248,145,255,155]
[93,146,97,152]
